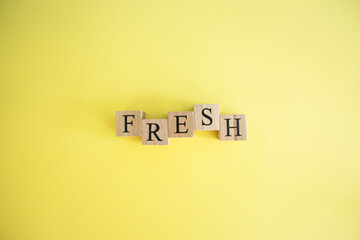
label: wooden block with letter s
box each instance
[194,104,220,130]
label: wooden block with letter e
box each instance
[116,111,145,137]
[218,114,247,141]
[168,111,194,138]
[141,119,169,145]
[194,104,220,130]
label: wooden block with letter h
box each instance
[218,114,247,141]
[116,111,145,136]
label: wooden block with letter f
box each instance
[141,119,169,145]
[116,111,145,136]
[218,114,247,141]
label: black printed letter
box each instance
[225,118,242,137]
[175,115,188,133]
[201,108,213,126]
[123,115,135,133]
[147,123,163,141]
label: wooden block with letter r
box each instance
[116,111,145,137]
[141,119,169,145]
[218,114,247,141]
[194,104,220,130]
[168,111,194,138]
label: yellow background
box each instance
[1,0,359,239]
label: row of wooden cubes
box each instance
[116,104,246,145]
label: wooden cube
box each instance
[116,111,145,137]
[218,114,247,141]
[141,119,169,145]
[194,104,220,130]
[168,111,194,138]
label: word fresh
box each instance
[116,104,246,145]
